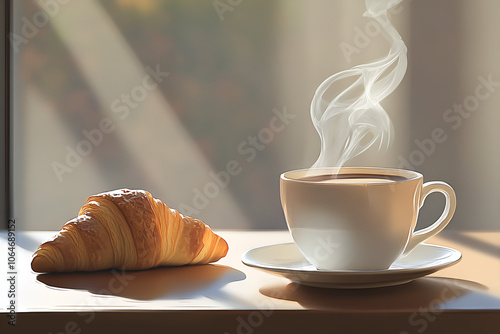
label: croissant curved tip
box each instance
[220,238,229,257]
[31,253,55,273]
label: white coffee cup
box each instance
[280,167,456,270]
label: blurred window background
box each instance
[10,0,500,231]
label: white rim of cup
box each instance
[280,167,422,185]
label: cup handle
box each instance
[403,181,457,255]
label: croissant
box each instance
[31,189,228,273]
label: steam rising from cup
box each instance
[310,0,407,169]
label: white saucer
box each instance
[241,243,461,289]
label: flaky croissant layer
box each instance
[31,189,228,273]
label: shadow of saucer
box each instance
[260,277,498,311]
[37,264,245,301]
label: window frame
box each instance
[1,0,11,229]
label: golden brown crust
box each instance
[31,189,228,273]
[90,190,160,270]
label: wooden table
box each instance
[1,230,499,333]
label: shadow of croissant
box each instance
[37,264,246,301]
[260,277,500,311]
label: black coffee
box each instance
[300,173,408,183]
